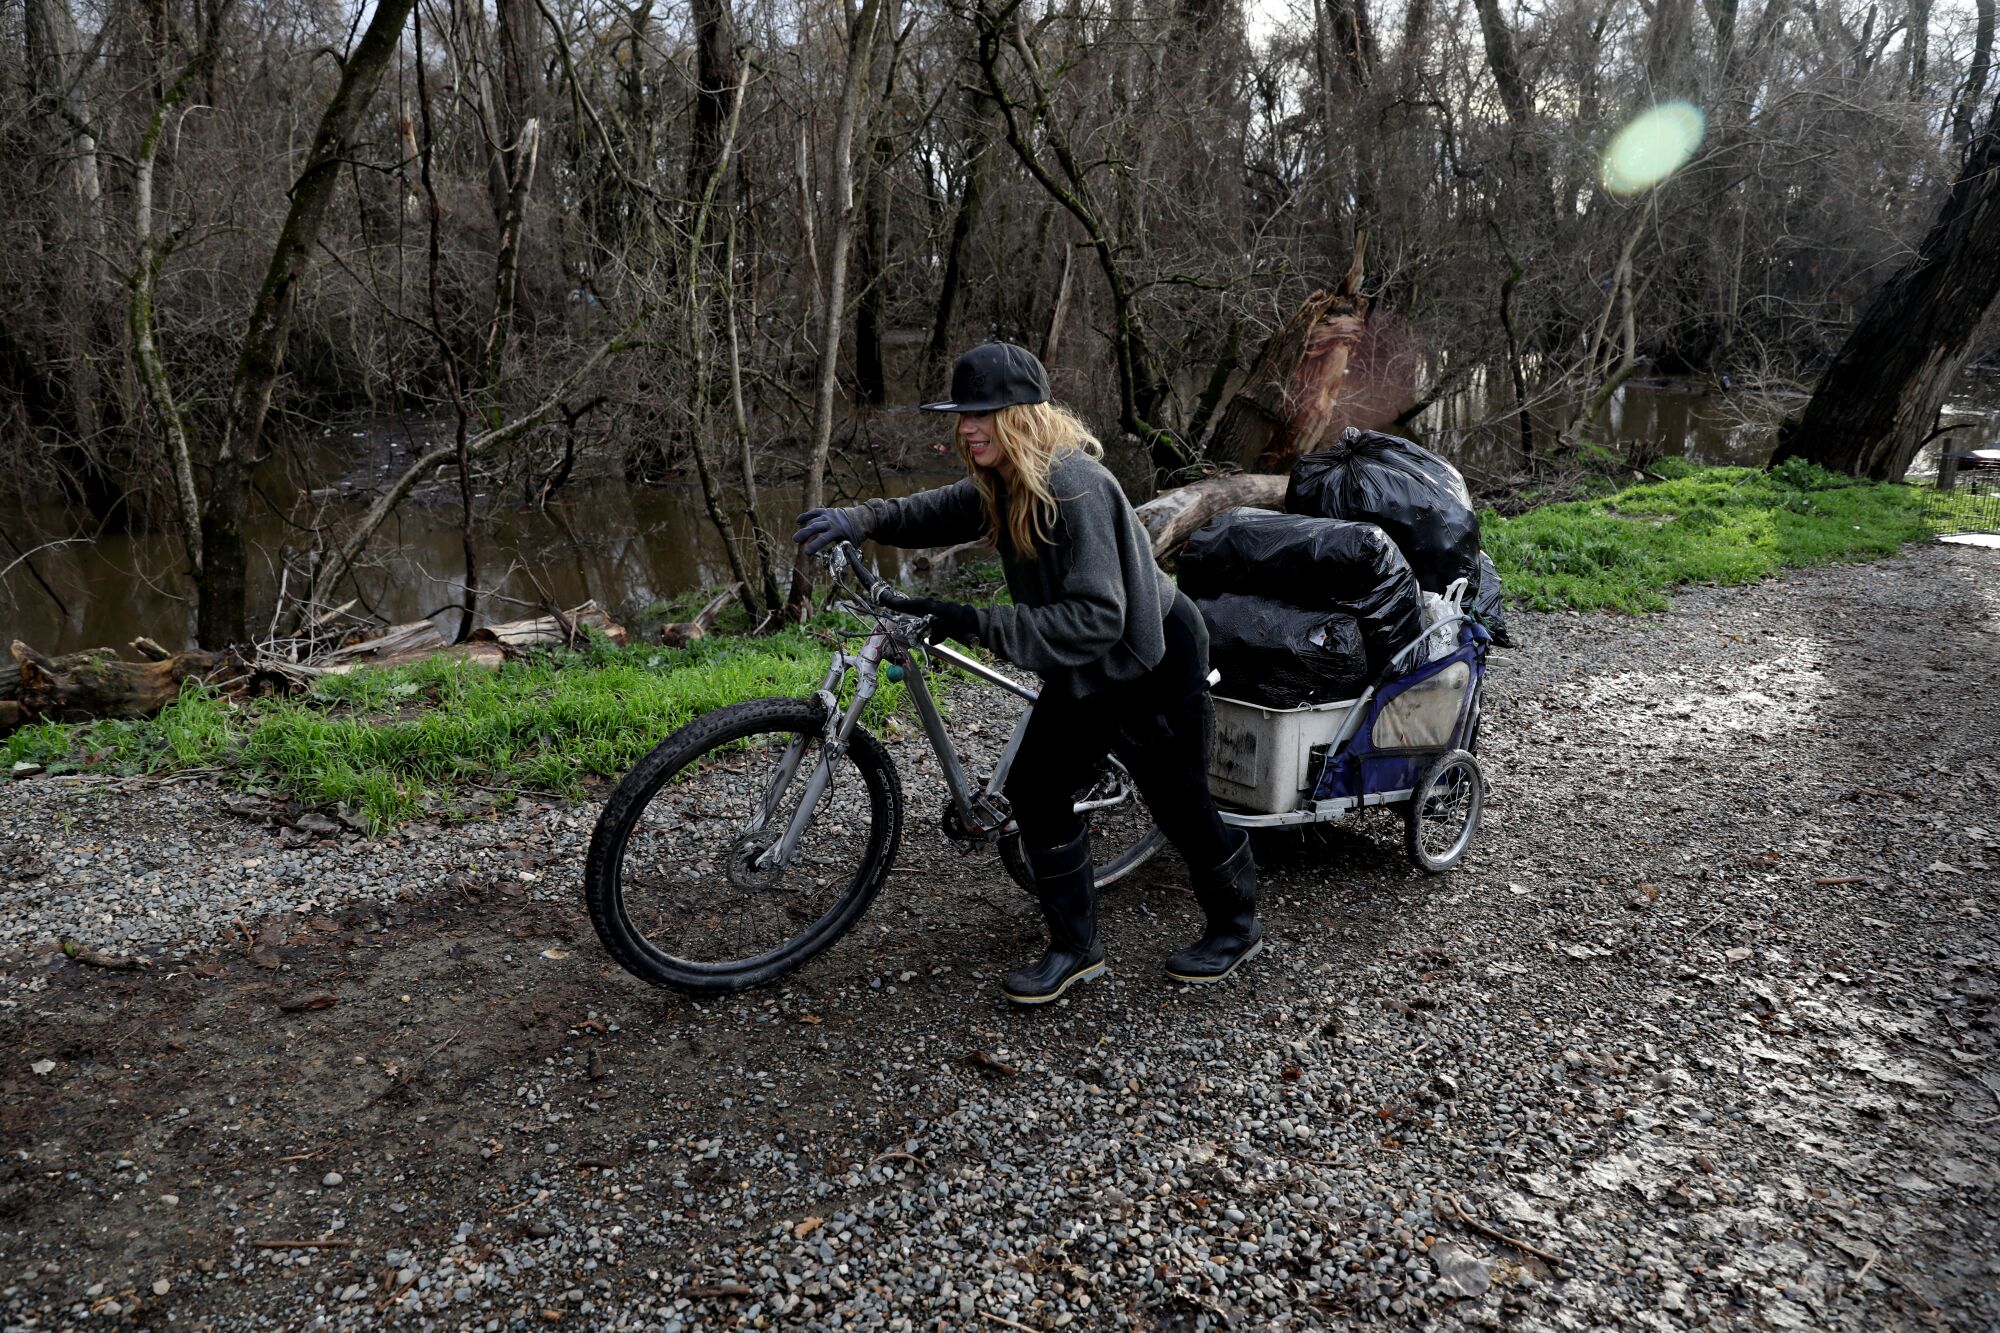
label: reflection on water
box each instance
[4,372,1997,655]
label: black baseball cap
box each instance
[921,342,1051,413]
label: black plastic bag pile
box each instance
[1183,510,1422,708]
[1288,428,1514,648]
[1188,428,1515,708]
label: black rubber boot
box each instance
[1002,832,1106,1005]
[1165,830,1264,983]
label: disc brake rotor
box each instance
[725,829,786,891]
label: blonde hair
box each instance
[960,401,1104,559]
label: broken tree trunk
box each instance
[5,640,248,733]
[1206,242,1371,475]
[1132,474,1288,561]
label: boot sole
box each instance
[1003,960,1107,1006]
[1165,937,1265,985]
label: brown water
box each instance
[5,377,1997,655]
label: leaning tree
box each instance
[1771,91,2000,480]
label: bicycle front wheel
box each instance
[584,698,904,993]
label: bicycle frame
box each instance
[745,551,1046,875]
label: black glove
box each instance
[793,507,861,555]
[881,591,982,646]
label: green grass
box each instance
[5,621,910,830]
[1482,457,1929,613]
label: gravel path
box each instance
[2,542,1996,1331]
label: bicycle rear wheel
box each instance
[584,698,903,993]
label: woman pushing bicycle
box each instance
[793,342,1264,1005]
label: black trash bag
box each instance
[1197,593,1371,709]
[1472,549,1516,648]
[1179,508,1423,671]
[1285,427,1481,593]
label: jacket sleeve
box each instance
[971,478,1127,674]
[843,478,989,549]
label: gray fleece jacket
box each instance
[844,450,1175,696]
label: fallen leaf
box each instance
[278,993,339,1012]
[798,1014,822,1025]
[793,1216,824,1238]
[540,948,570,961]
[965,1050,1018,1076]
[192,962,226,979]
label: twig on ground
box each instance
[978,1312,1039,1333]
[249,1238,353,1250]
[1440,1193,1566,1267]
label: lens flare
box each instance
[1601,101,1706,196]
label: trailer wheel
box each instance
[1404,749,1484,873]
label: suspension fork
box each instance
[758,632,886,870]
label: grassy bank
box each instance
[4,621,911,829]
[5,460,1930,823]
[1483,458,1928,613]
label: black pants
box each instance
[1005,594,1238,872]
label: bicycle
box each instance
[583,541,1164,994]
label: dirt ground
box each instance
[2,542,1996,1331]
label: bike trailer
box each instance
[1210,619,1490,872]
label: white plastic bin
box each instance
[1208,693,1361,814]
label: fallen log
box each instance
[6,640,249,731]
[1133,473,1287,560]
[320,620,447,666]
[296,641,505,678]
[471,598,628,649]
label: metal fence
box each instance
[1925,451,2000,540]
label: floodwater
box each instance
[4,376,1997,656]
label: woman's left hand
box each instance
[880,591,981,645]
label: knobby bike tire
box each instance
[584,697,904,994]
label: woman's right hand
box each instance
[793,508,860,555]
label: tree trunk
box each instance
[196,0,421,647]
[853,0,902,408]
[688,0,736,201]
[785,0,886,616]
[1771,95,2000,481]
[923,90,995,398]
[1207,250,1370,474]
[5,641,247,733]
[1954,0,1995,156]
